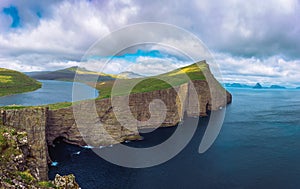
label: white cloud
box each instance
[81,56,191,76]
[128,56,190,75]
[0,0,299,87]
[215,54,300,87]
[0,0,138,68]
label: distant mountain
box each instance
[26,66,117,82]
[224,83,252,88]
[270,85,286,89]
[224,82,288,89]
[25,71,50,77]
[253,83,263,89]
[118,71,144,79]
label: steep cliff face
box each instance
[46,83,190,147]
[0,125,79,188]
[46,79,232,147]
[1,108,48,181]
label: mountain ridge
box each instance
[26,66,117,82]
[26,66,146,81]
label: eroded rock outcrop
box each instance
[2,108,48,181]
[53,174,80,189]
[46,79,232,148]
[0,125,80,188]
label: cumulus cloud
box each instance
[0,0,138,67]
[0,0,299,86]
[83,55,191,76]
[130,0,300,59]
[215,54,300,87]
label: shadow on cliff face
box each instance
[48,113,212,189]
[48,137,77,163]
[124,112,210,148]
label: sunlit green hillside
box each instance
[0,68,41,97]
[95,61,208,99]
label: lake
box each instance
[48,87,300,188]
[0,80,98,106]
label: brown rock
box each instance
[53,174,80,189]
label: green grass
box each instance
[37,181,56,188]
[0,68,42,97]
[46,102,73,110]
[0,103,74,110]
[0,126,19,162]
[96,62,207,99]
[0,105,28,110]
[0,61,209,110]
[0,125,58,188]
[17,170,35,184]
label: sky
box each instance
[0,0,299,87]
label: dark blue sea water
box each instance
[0,80,97,106]
[48,88,300,189]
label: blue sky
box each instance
[0,0,299,86]
[2,6,20,28]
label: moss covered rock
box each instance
[0,126,80,189]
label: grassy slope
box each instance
[1,61,210,110]
[0,68,42,97]
[95,61,208,99]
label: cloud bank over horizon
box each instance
[0,0,299,86]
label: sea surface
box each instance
[48,88,300,189]
[0,80,98,106]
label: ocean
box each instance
[49,88,300,189]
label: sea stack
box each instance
[253,83,262,89]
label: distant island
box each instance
[224,83,252,88]
[253,83,263,89]
[253,83,286,89]
[0,68,41,97]
[225,82,288,89]
[270,85,286,89]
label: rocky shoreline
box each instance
[0,125,80,188]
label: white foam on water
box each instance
[51,162,58,167]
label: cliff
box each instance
[0,125,79,188]
[44,61,232,147]
[46,79,231,147]
[1,108,49,181]
[1,61,232,182]
[1,61,232,148]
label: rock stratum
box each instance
[0,61,232,182]
[0,125,79,188]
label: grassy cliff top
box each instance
[0,68,42,97]
[95,61,208,99]
[0,61,211,110]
